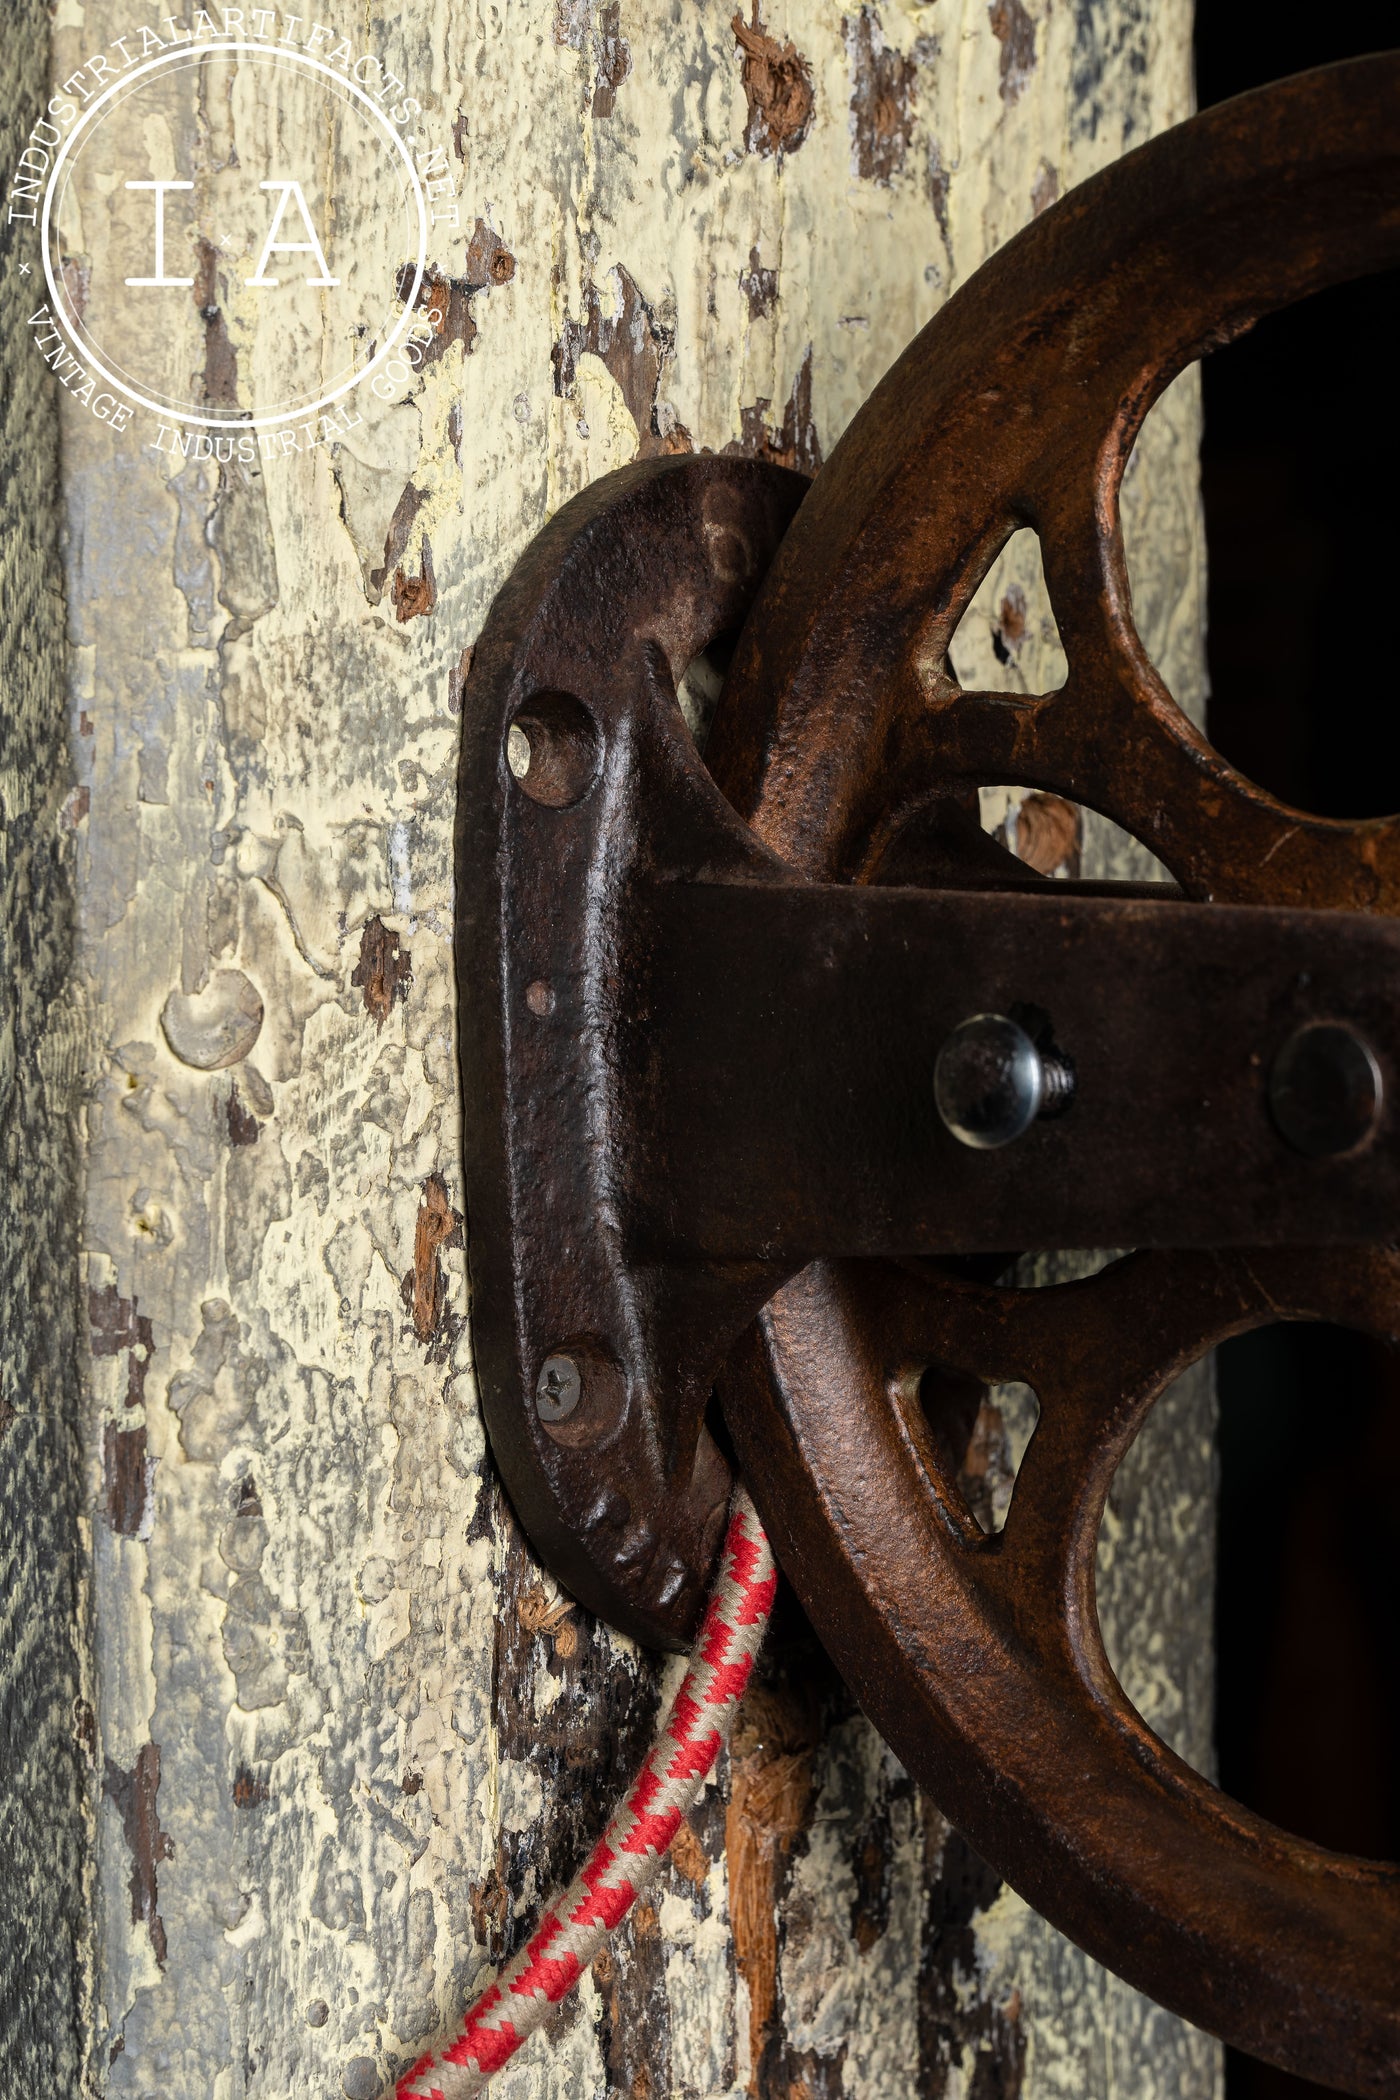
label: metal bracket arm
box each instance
[628,879,1400,1262]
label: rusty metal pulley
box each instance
[458,57,1400,2098]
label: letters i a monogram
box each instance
[123,178,339,288]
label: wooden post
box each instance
[1,5,1216,2094]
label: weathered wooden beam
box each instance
[2,5,1216,2095]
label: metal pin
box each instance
[1268,1023,1383,1159]
[934,1012,1076,1150]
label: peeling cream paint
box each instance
[27,0,1220,2093]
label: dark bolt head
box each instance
[536,1353,582,1422]
[935,1013,1046,1150]
[1268,1023,1383,1159]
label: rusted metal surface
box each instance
[458,457,806,1650]
[633,883,1400,1258]
[706,59,1400,914]
[458,57,1400,2097]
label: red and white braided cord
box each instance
[395,1485,776,2100]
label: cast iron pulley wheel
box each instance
[706,57,1400,2097]
[459,53,1400,2097]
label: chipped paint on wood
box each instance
[404,1175,465,1351]
[90,1286,156,1407]
[102,1745,174,1969]
[845,9,927,187]
[733,12,818,161]
[352,917,414,1029]
[227,1083,262,1148]
[19,0,1218,2092]
[991,0,1038,106]
[553,265,686,458]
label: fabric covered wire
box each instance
[395,1485,776,2099]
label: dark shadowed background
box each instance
[1195,8,1400,2096]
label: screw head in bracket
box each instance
[935,1012,1067,1150]
[1268,1022,1383,1159]
[536,1353,582,1422]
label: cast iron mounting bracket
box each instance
[459,58,1400,2100]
